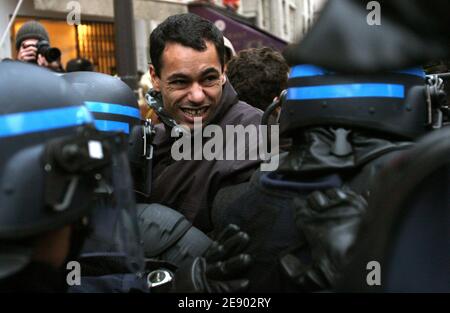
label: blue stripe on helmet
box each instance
[290,65,330,78]
[0,106,93,138]
[85,101,141,119]
[287,83,405,100]
[94,120,130,134]
[290,65,425,79]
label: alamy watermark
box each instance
[366,261,381,286]
[66,1,81,26]
[170,118,280,172]
[66,260,81,286]
[366,1,381,26]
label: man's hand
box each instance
[17,39,50,67]
[37,54,49,67]
[17,44,37,63]
[173,224,252,293]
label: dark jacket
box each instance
[149,81,263,233]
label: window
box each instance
[76,22,116,75]
[283,0,288,36]
[289,5,295,41]
[261,0,271,30]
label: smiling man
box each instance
[147,13,263,233]
[151,40,223,129]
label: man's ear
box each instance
[149,65,161,92]
[221,74,227,86]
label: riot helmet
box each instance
[63,71,154,200]
[63,72,140,134]
[279,65,430,140]
[0,62,141,284]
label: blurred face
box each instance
[150,41,225,130]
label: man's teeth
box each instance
[182,108,208,117]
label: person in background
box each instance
[226,47,290,112]
[66,58,94,72]
[15,20,63,72]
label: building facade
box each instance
[0,0,325,74]
[239,0,326,43]
[0,0,192,73]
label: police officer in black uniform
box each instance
[212,0,450,292]
[0,61,138,292]
[212,62,437,292]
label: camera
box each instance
[36,40,61,63]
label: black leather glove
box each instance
[172,224,252,293]
[281,188,367,290]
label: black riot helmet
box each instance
[0,62,140,280]
[63,72,141,134]
[63,72,154,200]
[279,65,430,140]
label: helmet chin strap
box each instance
[145,88,187,136]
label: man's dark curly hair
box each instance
[226,47,290,111]
[149,13,225,77]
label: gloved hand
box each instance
[173,224,252,293]
[281,188,367,291]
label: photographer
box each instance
[15,20,63,72]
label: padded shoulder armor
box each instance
[137,203,212,268]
